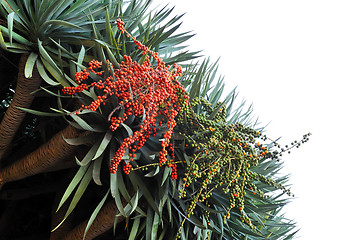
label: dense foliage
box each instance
[0,0,309,239]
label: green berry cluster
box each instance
[173,97,310,235]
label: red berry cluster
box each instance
[110,117,123,131]
[63,19,188,178]
[170,162,177,179]
[116,19,125,34]
[123,163,132,175]
[74,69,90,84]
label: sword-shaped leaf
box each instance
[36,60,60,86]
[92,153,104,186]
[93,130,112,160]
[7,12,14,44]
[129,216,141,240]
[53,163,93,231]
[75,138,102,166]
[24,52,38,78]
[83,190,110,240]
[16,107,65,116]
[129,171,160,215]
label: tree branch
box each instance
[62,200,124,240]
[0,53,43,161]
[0,125,82,187]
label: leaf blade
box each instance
[129,216,141,240]
[83,190,110,240]
[53,163,93,232]
[36,59,60,86]
[93,130,112,160]
[25,52,38,78]
[56,165,89,212]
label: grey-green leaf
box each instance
[129,216,141,240]
[92,154,104,186]
[129,172,160,215]
[53,163,93,231]
[7,12,14,44]
[56,165,89,212]
[75,138,101,166]
[93,130,112,160]
[36,59,60,86]
[83,190,110,240]
[25,52,38,78]
[16,107,64,117]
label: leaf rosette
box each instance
[48,4,310,239]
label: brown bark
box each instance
[0,53,43,161]
[0,125,81,186]
[45,158,78,173]
[62,201,124,240]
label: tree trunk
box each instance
[0,125,81,186]
[62,201,124,240]
[0,53,43,162]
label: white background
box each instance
[151,1,361,239]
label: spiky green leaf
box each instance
[25,52,38,78]
[83,190,110,240]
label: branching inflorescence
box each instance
[61,18,310,237]
[63,19,188,177]
[174,97,311,232]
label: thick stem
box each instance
[62,201,124,240]
[0,53,43,161]
[45,158,78,173]
[0,125,81,186]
